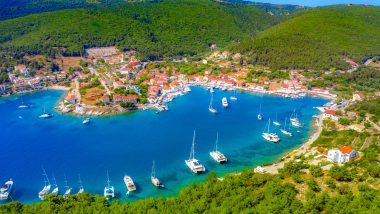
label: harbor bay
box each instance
[0,87,327,203]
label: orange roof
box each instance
[124,94,138,99]
[324,109,336,115]
[339,146,353,154]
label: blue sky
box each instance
[250,0,380,7]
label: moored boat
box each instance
[273,113,281,126]
[208,93,217,113]
[222,97,228,108]
[63,176,72,199]
[230,89,237,100]
[0,179,13,200]
[151,160,163,188]
[38,168,51,200]
[257,103,262,120]
[209,132,227,164]
[82,118,91,125]
[78,174,84,194]
[104,171,114,199]
[262,119,280,143]
[51,175,59,197]
[185,130,206,174]
[124,175,136,194]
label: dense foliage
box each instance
[234,6,380,70]
[0,0,274,65]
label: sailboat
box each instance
[39,106,53,118]
[38,168,51,200]
[63,176,72,199]
[185,130,206,174]
[77,174,84,194]
[273,113,281,126]
[257,103,262,120]
[0,179,13,200]
[210,87,214,93]
[222,97,228,108]
[262,119,280,143]
[51,174,59,197]
[208,93,217,113]
[230,89,237,100]
[290,110,303,128]
[280,117,292,136]
[209,132,227,163]
[18,96,28,109]
[82,118,91,125]
[104,171,114,199]
[151,160,163,188]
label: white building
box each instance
[326,146,357,164]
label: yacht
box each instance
[222,97,228,108]
[0,179,13,200]
[104,171,114,199]
[210,87,214,93]
[63,177,72,199]
[124,175,136,195]
[51,175,59,197]
[273,113,281,126]
[290,110,303,127]
[280,118,292,136]
[39,106,53,118]
[209,132,227,164]
[257,103,262,120]
[18,96,28,109]
[185,130,206,174]
[82,118,91,125]
[262,119,280,143]
[151,160,163,188]
[230,89,237,101]
[38,168,51,200]
[78,174,84,194]
[208,93,217,113]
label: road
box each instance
[89,67,111,95]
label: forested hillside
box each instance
[233,6,380,70]
[0,0,274,64]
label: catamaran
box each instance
[104,171,114,199]
[51,175,59,197]
[38,168,51,200]
[185,130,206,174]
[230,89,237,100]
[18,96,28,109]
[82,118,91,125]
[39,106,53,118]
[262,119,280,143]
[151,160,163,188]
[273,113,281,126]
[209,132,227,164]
[124,175,136,195]
[78,174,84,194]
[208,93,217,113]
[280,117,292,136]
[222,97,228,108]
[0,179,13,200]
[257,103,262,120]
[63,176,72,199]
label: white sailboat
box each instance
[78,174,84,194]
[39,106,53,118]
[82,118,91,125]
[51,174,59,197]
[208,93,217,113]
[230,89,237,101]
[18,96,28,109]
[290,110,303,128]
[151,160,163,188]
[0,179,13,200]
[63,176,72,199]
[185,130,206,174]
[222,97,228,108]
[262,119,280,143]
[209,87,214,93]
[104,171,114,199]
[257,103,262,120]
[273,112,281,126]
[38,168,51,200]
[209,132,227,164]
[280,117,292,136]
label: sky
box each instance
[250,0,380,7]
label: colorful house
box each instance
[326,146,357,164]
[322,109,339,121]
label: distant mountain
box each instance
[0,0,275,63]
[233,5,380,70]
[223,0,306,16]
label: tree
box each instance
[329,165,353,181]
[309,165,323,177]
[307,179,321,192]
[338,118,351,126]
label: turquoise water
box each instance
[0,87,327,203]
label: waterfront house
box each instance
[122,94,138,104]
[102,95,110,103]
[13,82,31,92]
[65,95,76,104]
[14,64,29,76]
[326,146,357,164]
[113,94,123,103]
[322,109,339,121]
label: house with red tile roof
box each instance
[326,146,356,164]
[65,95,76,104]
[102,95,110,103]
[113,81,124,89]
[323,108,339,121]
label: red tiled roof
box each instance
[324,109,336,116]
[339,146,353,154]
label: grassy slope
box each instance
[234,6,380,70]
[0,0,274,61]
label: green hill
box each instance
[0,0,274,63]
[233,6,380,70]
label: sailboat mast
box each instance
[42,167,50,185]
[268,119,271,132]
[152,160,156,178]
[190,130,196,160]
[106,171,110,188]
[215,132,219,152]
